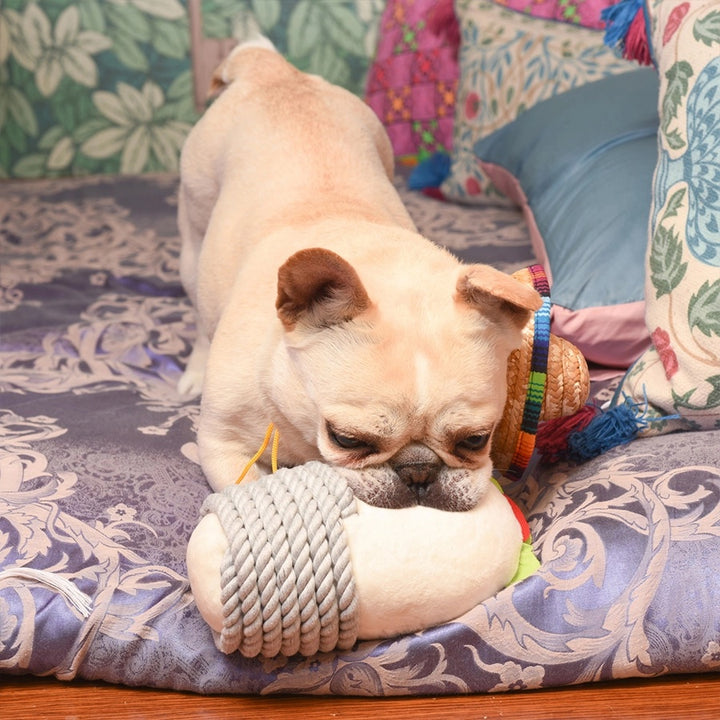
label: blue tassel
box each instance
[566,397,647,462]
[601,0,644,50]
[408,152,450,191]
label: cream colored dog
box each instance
[178,42,542,511]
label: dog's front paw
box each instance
[177,336,210,399]
[177,368,204,399]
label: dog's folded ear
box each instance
[277,248,373,330]
[456,265,543,330]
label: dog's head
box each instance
[276,246,542,511]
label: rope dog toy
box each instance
[187,461,530,658]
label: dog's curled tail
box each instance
[209,13,277,96]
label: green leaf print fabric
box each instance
[0,1,382,178]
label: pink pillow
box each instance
[364,0,459,162]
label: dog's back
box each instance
[177,43,542,493]
[180,44,398,233]
[178,44,412,336]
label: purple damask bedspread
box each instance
[2,174,720,695]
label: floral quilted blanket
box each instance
[2,174,719,694]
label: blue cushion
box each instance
[473,68,659,367]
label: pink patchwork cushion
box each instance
[364,0,459,162]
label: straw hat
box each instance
[491,266,590,478]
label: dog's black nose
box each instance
[390,443,442,490]
[395,463,438,487]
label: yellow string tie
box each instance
[236,422,280,484]
[271,426,280,473]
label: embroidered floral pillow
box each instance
[442,0,632,203]
[616,0,720,433]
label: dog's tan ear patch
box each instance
[277,248,372,330]
[456,264,542,329]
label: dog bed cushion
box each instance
[3,174,720,695]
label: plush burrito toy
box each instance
[187,461,538,658]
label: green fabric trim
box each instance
[491,475,540,584]
[509,539,541,585]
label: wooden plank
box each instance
[2,673,720,719]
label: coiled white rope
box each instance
[201,461,359,658]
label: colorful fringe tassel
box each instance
[535,404,599,463]
[566,399,648,462]
[537,395,650,464]
[602,0,653,65]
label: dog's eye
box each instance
[456,434,489,452]
[327,425,371,451]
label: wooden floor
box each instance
[3,673,720,719]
